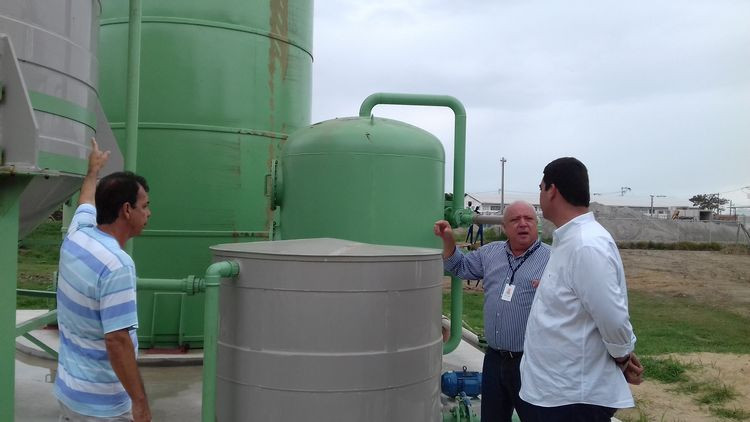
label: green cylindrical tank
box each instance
[98,1,313,347]
[277,117,445,249]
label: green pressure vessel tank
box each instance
[98,1,313,347]
[277,117,445,249]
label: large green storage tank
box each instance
[277,117,445,249]
[98,0,313,347]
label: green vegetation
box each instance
[443,291,484,334]
[17,220,61,309]
[639,356,691,383]
[634,356,748,420]
[712,407,750,420]
[442,289,750,356]
[617,241,723,251]
[628,290,750,355]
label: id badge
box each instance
[501,284,515,302]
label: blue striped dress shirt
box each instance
[444,239,550,352]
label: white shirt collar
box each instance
[552,211,594,245]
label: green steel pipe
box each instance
[201,260,240,422]
[358,93,468,226]
[16,288,56,298]
[0,175,32,422]
[15,310,58,337]
[124,0,142,172]
[358,93,467,353]
[137,277,201,295]
[443,276,464,354]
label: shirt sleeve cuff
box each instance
[443,246,462,271]
[604,333,636,358]
[76,203,96,214]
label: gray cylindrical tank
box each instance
[0,0,120,237]
[211,238,443,421]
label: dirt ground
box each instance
[616,352,750,422]
[621,249,750,318]
[617,250,750,421]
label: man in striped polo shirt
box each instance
[55,139,152,421]
[434,201,550,422]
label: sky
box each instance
[310,0,750,212]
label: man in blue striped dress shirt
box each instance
[55,139,152,421]
[435,201,550,422]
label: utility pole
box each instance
[500,157,507,213]
[649,194,666,216]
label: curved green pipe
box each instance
[201,260,240,422]
[358,93,467,354]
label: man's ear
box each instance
[121,202,132,219]
[548,183,558,199]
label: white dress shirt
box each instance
[520,212,636,408]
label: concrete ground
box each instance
[14,310,486,421]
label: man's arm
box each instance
[571,246,635,359]
[78,138,110,206]
[105,329,151,422]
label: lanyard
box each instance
[506,241,541,285]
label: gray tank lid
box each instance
[211,238,441,261]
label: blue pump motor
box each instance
[441,366,482,398]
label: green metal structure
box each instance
[277,116,446,248]
[277,93,474,355]
[97,0,313,347]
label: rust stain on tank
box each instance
[268,0,290,131]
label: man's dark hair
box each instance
[95,172,149,225]
[542,157,590,207]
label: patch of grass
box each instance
[673,380,703,395]
[640,356,691,384]
[696,383,737,405]
[443,282,750,355]
[17,220,62,309]
[618,241,723,251]
[711,407,750,420]
[629,290,750,355]
[442,291,484,335]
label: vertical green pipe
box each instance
[124,0,142,172]
[358,93,467,354]
[201,260,239,422]
[0,175,32,422]
[443,276,464,354]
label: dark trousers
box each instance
[519,402,616,422]
[481,348,526,422]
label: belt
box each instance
[488,348,523,359]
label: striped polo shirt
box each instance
[54,204,139,417]
[444,239,550,352]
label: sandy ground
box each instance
[622,249,750,318]
[616,250,750,421]
[616,353,750,422]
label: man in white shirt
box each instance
[519,157,643,421]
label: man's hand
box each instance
[78,138,111,206]
[623,353,644,385]
[433,220,453,240]
[88,138,110,175]
[131,398,152,422]
[434,220,456,259]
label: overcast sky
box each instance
[310,0,750,211]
